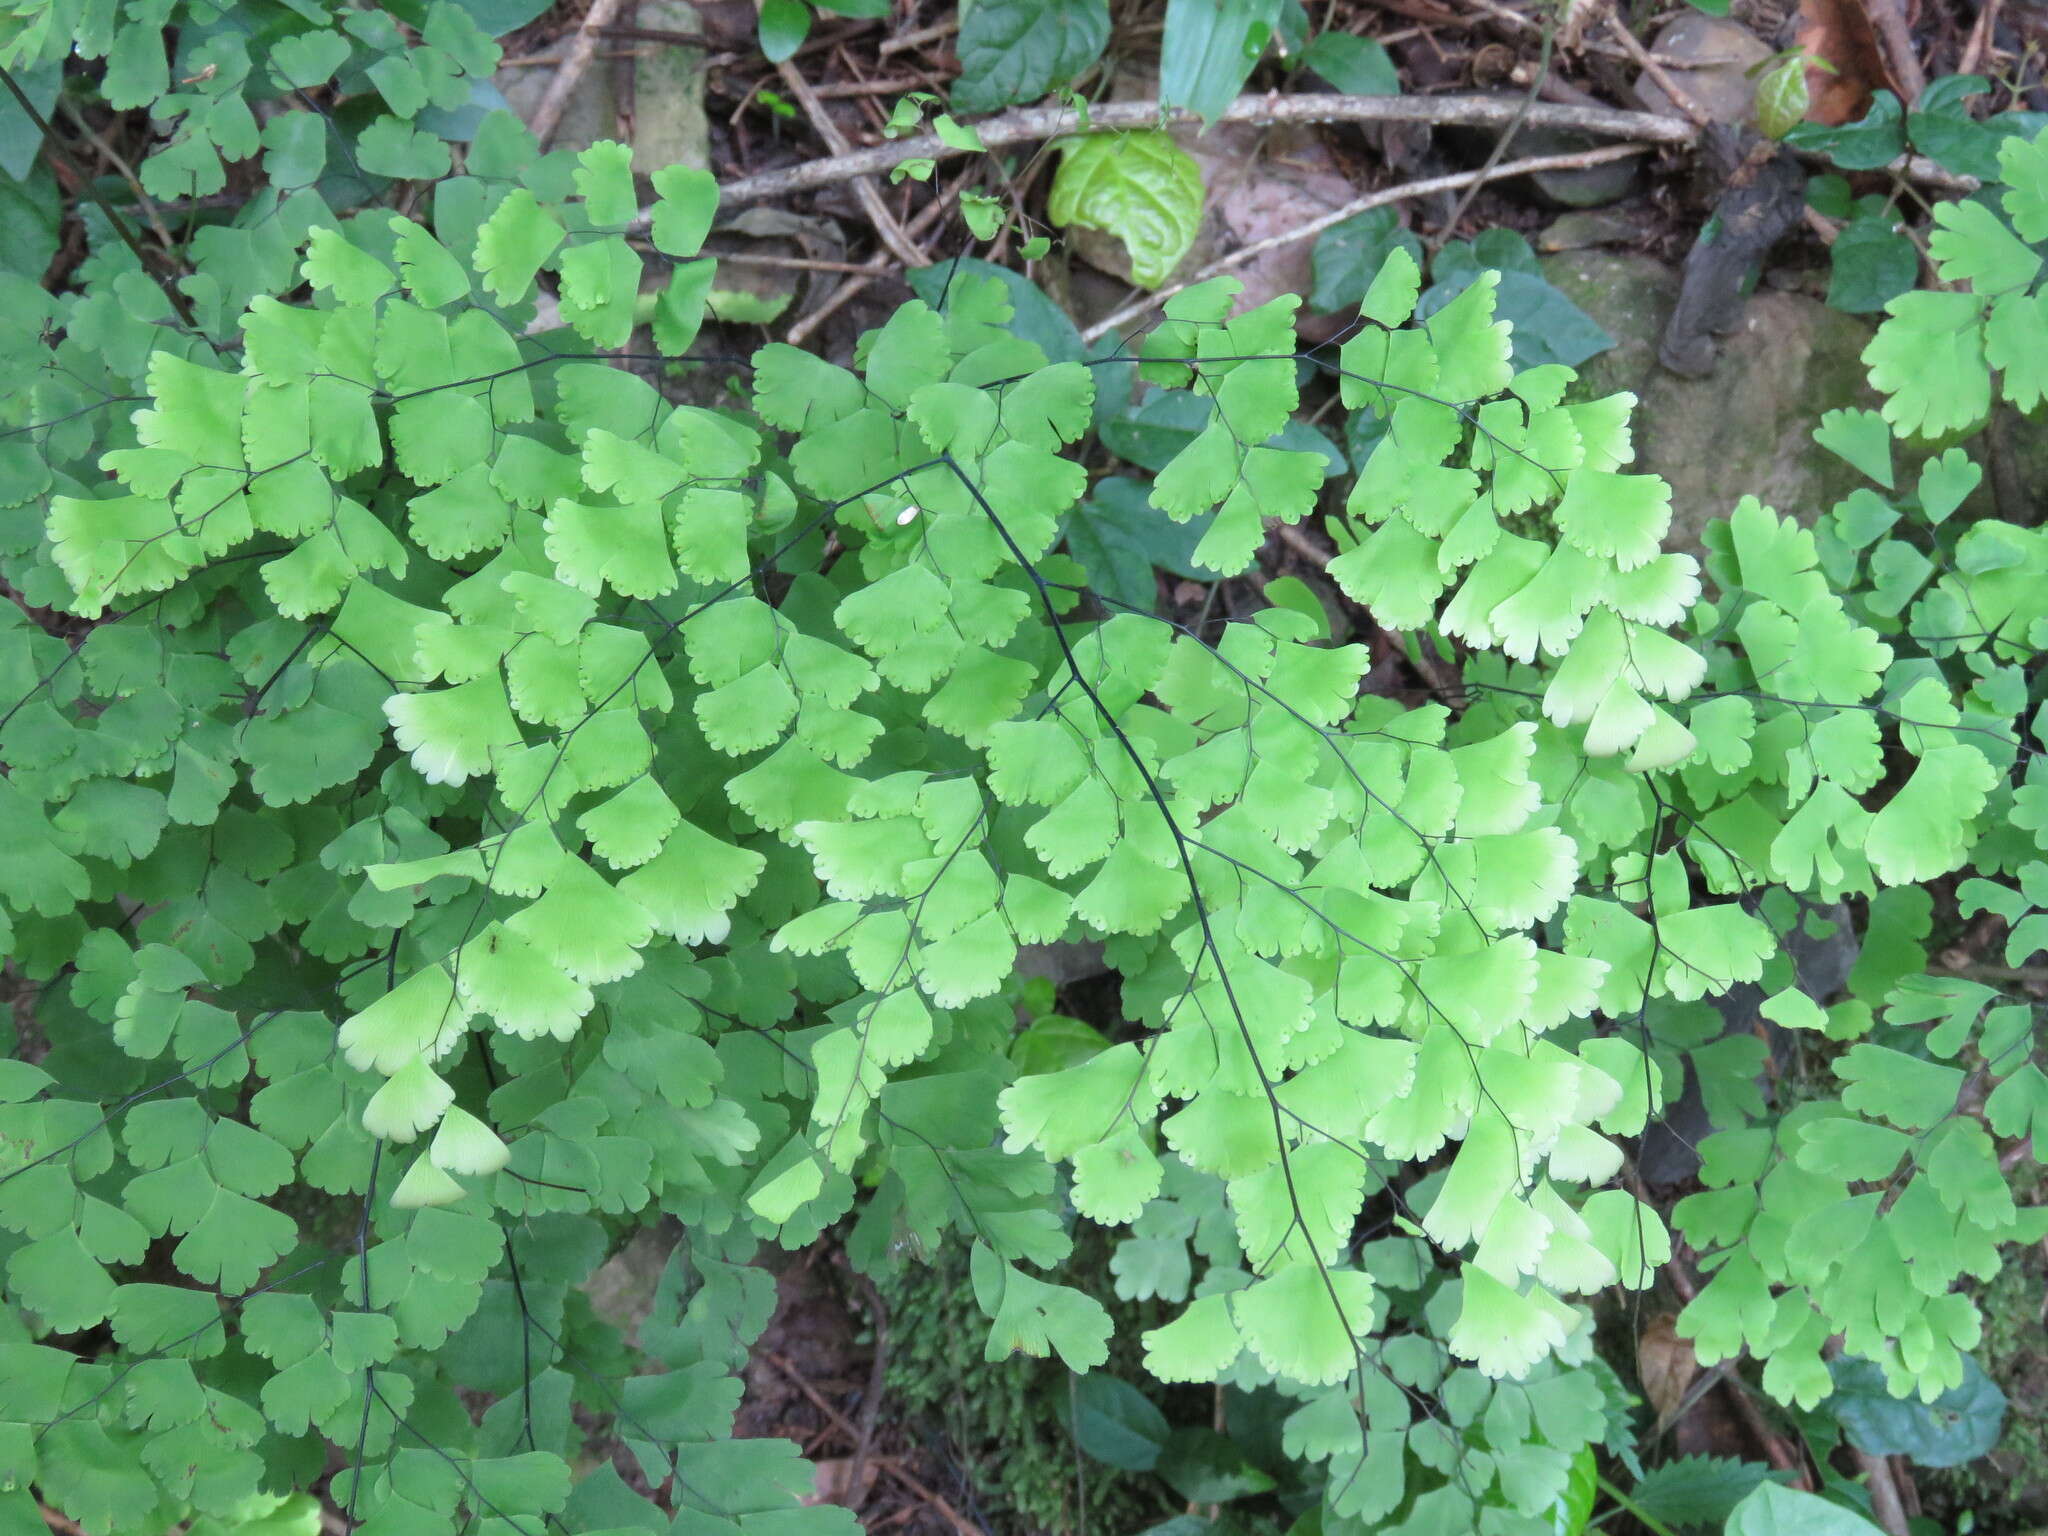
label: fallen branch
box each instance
[1078,140,1654,340]
[1867,0,1929,104]
[1852,1445,1914,1534]
[633,91,1695,221]
[776,59,927,270]
[785,166,965,345]
[528,0,627,147]
[877,15,957,55]
[1604,13,1714,130]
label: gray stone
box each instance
[1541,249,1879,549]
[1630,13,1773,125]
[628,0,709,177]
[493,5,707,175]
[1538,209,1642,251]
[1513,125,1643,209]
[497,41,620,158]
[1545,248,2048,531]
[583,1221,679,1347]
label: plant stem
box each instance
[0,63,198,329]
[1596,1474,1683,1536]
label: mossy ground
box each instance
[871,1235,1181,1536]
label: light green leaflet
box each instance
[3,104,2044,1536]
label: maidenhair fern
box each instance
[1,53,2046,1536]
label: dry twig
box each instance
[1662,1257,1812,1486]
[1866,0,1929,102]
[633,90,1696,219]
[1852,1441,1914,1531]
[1604,12,1714,128]
[528,0,627,147]
[755,1352,979,1536]
[1431,20,1558,253]
[784,170,962,344]
[714,250,895,274]
[879,16,959,54]
[845,1269,889,1526]
[500,48,646,65]
[0,68,196,327]
[1959,0,2005,80]
[56,99,180,251]
[1078,140,1653,341]
[776,60,927,269]
[808,74,930,99]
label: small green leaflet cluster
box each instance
[1862,120,2048,441]
[1597,129,2048,1417]
[5,144,1664,1530]
[1636,386,2048,1413]
[0,0,510,204]
[1,109,2043,1536]
[1302,241,2045,1416]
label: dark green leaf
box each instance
[1786,91,1907,171]
[1825,216,1917,314]
[1066,1371,1172,1471]
[1435,226,1546,279]
[1102,390,1345,475]
[1908,77,2001,178]
[1089,333,1138,427]
[1310,207,1423,314]
[1156,1426,1278,1503]
[1101,388,1212,471]
[1418,269,1613,369]
[416,78,514,142]
[1065,475,1218,610]
[1160,0,1282,123]
[1625,1456,1781,1529]
[909,256,1084,363]
[441,0,553,34]
[0,161,59,279]
[1302,31,1398,95]
[953,0,1111,112]
[1828,1354,2006,1468]
[1807,173,1854,219]
[758,0,811,63]
[0,62,59,183]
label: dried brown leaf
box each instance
[1795,0,1899,124]
[805,1456,879,1507]
[1639,1313,1701,1427]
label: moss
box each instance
[872,1237,1178,1536]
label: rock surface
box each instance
[1541,249,1877,547]
[1547,247,2048,535]
[1630,12,1774,124]
[495,0,707,174]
